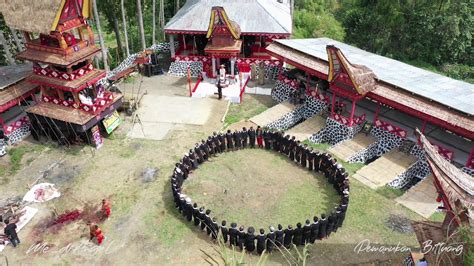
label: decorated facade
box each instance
[164,0,291,77]
[0,0,123,147]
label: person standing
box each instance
[226,130,234,151]
[199,207,206,231]
[256,228,266,255]
[301,144,308,168]
[318,214,328,239]
[233,130,242,150]
[283,225,293,249]
[221,220,229,243]
[218,132,226,152]
[266,226,276,253]
[3,218,20,247]
[192,203,200,226]
[216,78,223,100]
[303,220,312,244]
[310,216,319,244]
[248,127,256,148]
[229,222,238,246]
[275,224,284,247]
[241,127,249,148]
[293,222,303,246]
[94,225,105,246]
[237,226,246,251]
[245,227,256,253]
[256,126,263,148]
[101,199,111,219]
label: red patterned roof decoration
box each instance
[374,119,407,138]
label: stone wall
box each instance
[0,124,31,157]
[271,80,294,103]
[388,145,431,189]
[309,117,363,146]
[462,167,474,176]
[168,61,204,77]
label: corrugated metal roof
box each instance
[165,0,292,34]
[275,38,474,115]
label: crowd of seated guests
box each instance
[171,127,350,254]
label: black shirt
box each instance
[4,223,17,238]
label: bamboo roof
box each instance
[0,0,63,34]
[16,45,101,67]
[419,130,474,218]
[26,101,94,125]
[0,79,37,106]
[0,64,33,90]
[28,69,106,92]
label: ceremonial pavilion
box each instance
[0,0,123,146]
[164,0,292,78]
[266,38,474,170]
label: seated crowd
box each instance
[171,126,350,254]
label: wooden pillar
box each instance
[57,90,65,100]
[331,90,336,118]
[72,92,81,105]
[87,26,94,44]
[373,102,381,123]
[230,57,235,78]
[349,98,357,126]
[169,35,175,57]
[77,27,84,41]
[305,73,310,94]
[277,64,283,80]
[182,34,186,50]
[421,119,427,133]
[211,57,216,78]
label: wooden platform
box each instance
[328,133,376,162]
[352,150,417,189]
[395,175,439,218]
[285,115,326,141]
[249,102,295,126]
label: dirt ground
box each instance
[0,75,419,265]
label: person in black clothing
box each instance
[263,130,271,150]
[303,219,312,244]
[194,145,204,164]
[184,198,193,221]
[307,148,315,171]
[245,227,256,253]
[283,135,291,155]
[289,137,296,161]
[211,217,219,239]
[237,226,246,250]
[293,222,303,246]
[301,144,308,168]
[192,203,200,226]
[229,222,238,246]
[327,213,336,237]
[178,194,186,213]
[241,127,248,148]
[212,132,221,154]
[314,151,322,172]
[4,218,20,247]
[256,228,266,254]
[221,220,229,243]
[204,209,212,234]
[275,224,284,247]
[318,214,328,239]
[310,216,319,244]
[248,127,256,148]
[339,202,348,227]
[333,207,342,232]
[200,141,210,160]
[218,132,226,152]
[283,225,293,249]
[198,207,206,230]
[226,130,234,151]
[266,226,276,253]
[295,141,302,164]
[172,184,181,209]
[207,137,216,156]
[272,131,280,152]
[233,130,242,150]
[188,149,200,167]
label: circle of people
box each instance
[171,126,350,255]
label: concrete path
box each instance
[395,175,439,218]
[128,95,217,140]
[249,102,296,126]
[329,133,376,162]
[352,150,417,189]
[285,115,326,141]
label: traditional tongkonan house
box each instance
[0,64,39,156]
[164,0,292,78]
[0,0,123,147]
[407,130,473,266]
[266,38,474,188]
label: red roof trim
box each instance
[266,49,328,80]
[165,30,290,37]
[28,72,106,93]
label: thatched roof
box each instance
[0,79,37,107]
[26,101,94,125]
[0,0,63,34]
[16,45,101,67]
[418,130,474,218]
[328,46,378,95]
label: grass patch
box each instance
[224,94,276,126]
[376,185,405,200]
[428,211,445,222]
[7,145,46,175]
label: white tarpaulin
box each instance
[23,183,60,203]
